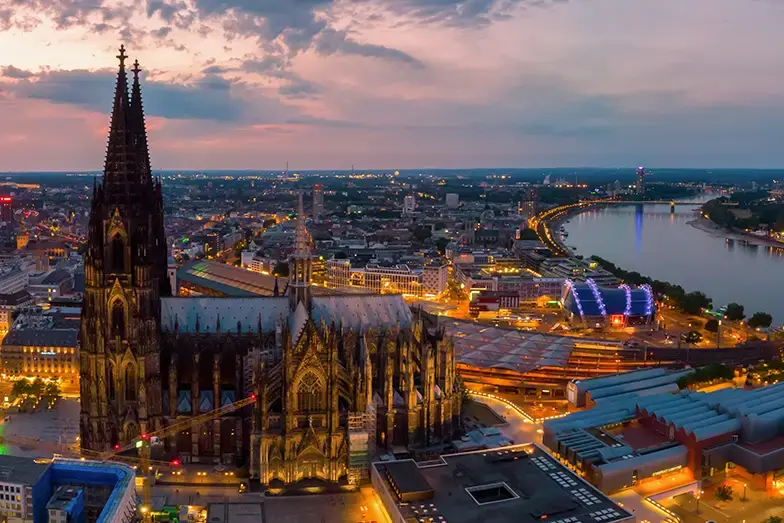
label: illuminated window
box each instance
[297,372,322,413]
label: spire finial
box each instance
[117,45,127,68]
[132,59,141,78]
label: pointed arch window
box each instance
[125,364,136,401]
[112,301,125,340]
[297,372,322,413]
[108,363,116,401]
[111,234,125,273]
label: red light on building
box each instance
[0,197,11,203]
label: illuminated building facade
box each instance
[327,258,448,298]
[312,183,324,220]
[561,280,656,329]
[0,195,12,224]
[548,375,784,494]
[80,50,459,487]
[1,310,79,381]
[635,166,646,195]
[403,194,416,216]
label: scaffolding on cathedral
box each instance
[347,402,376,485]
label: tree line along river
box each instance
[561,196,784,327]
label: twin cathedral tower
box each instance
[79,47,460,484]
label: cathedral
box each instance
[79,47,460,485]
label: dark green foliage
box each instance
[684,331,703,344]
[518,228,539,241]
[748,312,773,329]
[724,302,745,322]
[715,484,733,501]
[590,256,712,314]
[678,363,735,389]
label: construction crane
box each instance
[0,393,258,508]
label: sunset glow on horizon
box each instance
[1,0,783,171]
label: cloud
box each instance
[150,26,172,39]
[5,68,291,122]
[202,65,229,74]
[313,28,425,68]
[1,66,34,79]
[241,57,322,98]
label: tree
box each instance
[748,312,773,329]
[29,378,44,398]
[762,516,783,523]
[684,331,703,344]
[724,302,746,322]
[43,382,61,401]
[680,291,712,315]
[715,484,734,501]
[705,319,719,333]
[11,380,30,399]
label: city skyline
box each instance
[1,0,784,170]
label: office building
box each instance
[0,308,80,381]
[445,193,459,209]
[517,200,536,223]
[0,196,12,224]
[312,184,324,220]
[372,445,633,523]
[403,194,416,216]
[0,455,48,523]
[47,486,85,523]
[36,458,137,523]
[0,290,35,337]
[326,258,448,298]
[27,270,74,302]
[0,266,28,295]
[422,262,448,298]
[635,166,645,195]
[547,376,784,494]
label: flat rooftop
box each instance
[207,503,263,523]
[0,455,49,485]
[373,444,633,523]
[178,259,339,297]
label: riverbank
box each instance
[688,215,784,249]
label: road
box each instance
[467,393,543,445]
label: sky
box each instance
[0,0,783,171]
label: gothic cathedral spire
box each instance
[289,191,312,310]
[80,46,167,452]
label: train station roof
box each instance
[441,319,576,372]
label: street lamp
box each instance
[742,483,747,501]
[718,320,722,348]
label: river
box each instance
[561,196,784,327]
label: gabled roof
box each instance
[310,294,412,331]
[160,297,289,334]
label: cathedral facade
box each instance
[80,48,460,485]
